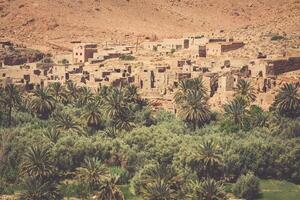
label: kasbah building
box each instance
[1,35,300,113]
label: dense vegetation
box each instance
[0,79,299,199]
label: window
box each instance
[76,53,78,55]
[80,53,82,56]
[80,60,82,63]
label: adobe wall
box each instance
[266,57,300,76]
[73,44,97,64]
[218,75,235,92]
[73,45,85,63]
[221,42,244,52]
[206,43,222,57]
[84,48,97,62]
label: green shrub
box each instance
[219,118,240,133]
[0,178,14,195]
[60,58,69,65]
[119,55,135,61]
[233,172,260,200]
[189,178,227,200]
[225,136,284,179]
[282,119,300,138]
[109,166,130,184]
[154,110,175,123]
[277,143,300,183]
[134,107,155,127]
[59,182,90,199]
[41,57,54,63]
[271,35,284,41]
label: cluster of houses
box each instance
[0,36,300,111]
[143,36,245,58]
[71,42,135,64]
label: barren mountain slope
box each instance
[0,0,299,50]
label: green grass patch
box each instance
[259,179,300,200]
[119,185,143,200]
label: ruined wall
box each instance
[84,48,97,62]
[218,75,236,92]
[266,57,300,76]
[221,42,244,52]
[199,46,206,57]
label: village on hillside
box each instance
[2,0,300,199]
[1,35,300,112]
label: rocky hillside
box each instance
[0,0,299,51]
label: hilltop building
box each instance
[73,43,98,64]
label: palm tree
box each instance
[94,86,110,105]
[174,79,191,104]
[31,87,55,119]
[198,140,223,179]
[21,146,55,179]
[174,77,210,129]
[125,84,147,112]
[101,127,119,138]
[48,82,68,104]
[76,86,94,107]
[248,105,268,128]
[235,79,256,104]
[66,81,78,103]
[114,115,134,131]
[189,178,227,200]
[273,83,300,118]
[19,95,33,114]
[124,84,140,103]
[179,90,211,130]
[224,97,247,128]
[0,84,22,126]
[103,88,133,131]
[98,176,125,200]
[139,164,183,199]
[140,164,175,182]
[103,88,126,120]
[19,177,62,200]
[190,77,207,93]
[76,157,110,191]
[44,129,61,144]
[82,101,102,129]
[53,112,81,133]
[174,77,207,104]
[98,85,110,97]
[142,179,177,200]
